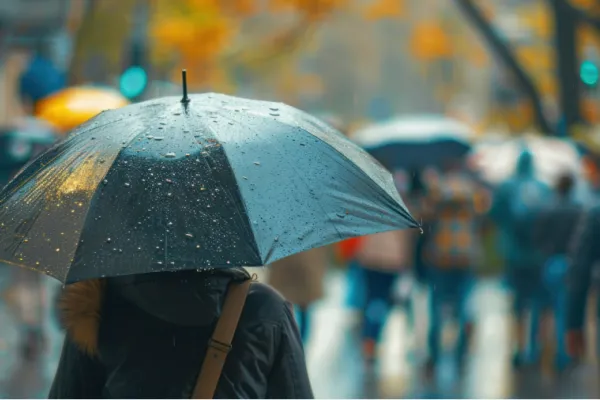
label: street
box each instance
[0,266,599,398]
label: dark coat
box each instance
[49,268,313,399]
[533,198,581,258]
[567,205,600,331]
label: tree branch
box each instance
[454,0,554,134]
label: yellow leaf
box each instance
[363,0,405,21]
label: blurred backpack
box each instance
[424,171,481,269]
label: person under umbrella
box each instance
[0,78,417,398]
[421,158,482,374]
[489,150,551,367]
[533,172,580,370]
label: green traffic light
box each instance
[580,60,599,86]
[120,66,147,99]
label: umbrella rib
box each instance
[182,109,262,264]
[216,112,347,259]
[62,123,154,283]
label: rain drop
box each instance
[165,152,176,158]
[253,162,260,166]
[157,261,163,265]
[124,183,130,187]
[55,248,60,252]
[154,137,164,141]
[106,238,112,243]
[269,107,279,111]
[196,244,201,249]
[226,261,231,265]
[270,113,280,117]
[242,176,248,180]
[185,233,194,238]
[103,180,108,185]
[173,112,181,116]
[274,237,279,242]
[166,179,173,184]
[167,193,172,197]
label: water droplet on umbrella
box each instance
[254,162,260,166]
[154,137,164,141]
[106,238,112,243]
[269,107,279,111]
[103,180,108,185]
[270,113,280,117]
[137,247,142,251]
[242,176,248,180]
[55,248,60,252]
[124,183,130,187]
[173,112,181,116]
[147,135,154,139]
[165,152,176,158]
[167,222,173,226]
[196,244,201,249]
[226,261,231,264]
[157,261,163,265]
[185,153,190,157]
[99,159,105,164]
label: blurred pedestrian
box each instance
[422,159,480,373]
[534,172,581,370]
[268,246,329,343]
[565,159,600,362]
[49,268,313,398]
[354,228,416,362]
[489,150,551,366]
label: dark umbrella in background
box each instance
[352,115,474,169]
[0,73,418,284]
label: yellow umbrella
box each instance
[35,86,129,135]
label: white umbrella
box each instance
[468,135,581,185]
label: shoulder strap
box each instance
[192,279,252,399]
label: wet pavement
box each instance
[0,265,598,398]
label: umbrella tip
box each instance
[181,69,190,104]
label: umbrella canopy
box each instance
[352,115,475,169]
[468,135,581,185]
[0,93,417,284]
[34,86,129,134]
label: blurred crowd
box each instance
[5,43,600,398]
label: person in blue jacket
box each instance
[489,149,551,366]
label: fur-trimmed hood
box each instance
[58,267,251,356]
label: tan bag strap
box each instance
[192,279,251,399]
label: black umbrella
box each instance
[0,78,417,284]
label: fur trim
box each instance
[59,279,105,356]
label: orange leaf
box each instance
[363,0,404,21]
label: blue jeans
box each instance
[532,254,570,367]
[346,261,367,310]
[361,267,397,343]
[427,268,474,363]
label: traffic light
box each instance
[580,60,599,87]
[119,66,147,99]
[120,41,148,100]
